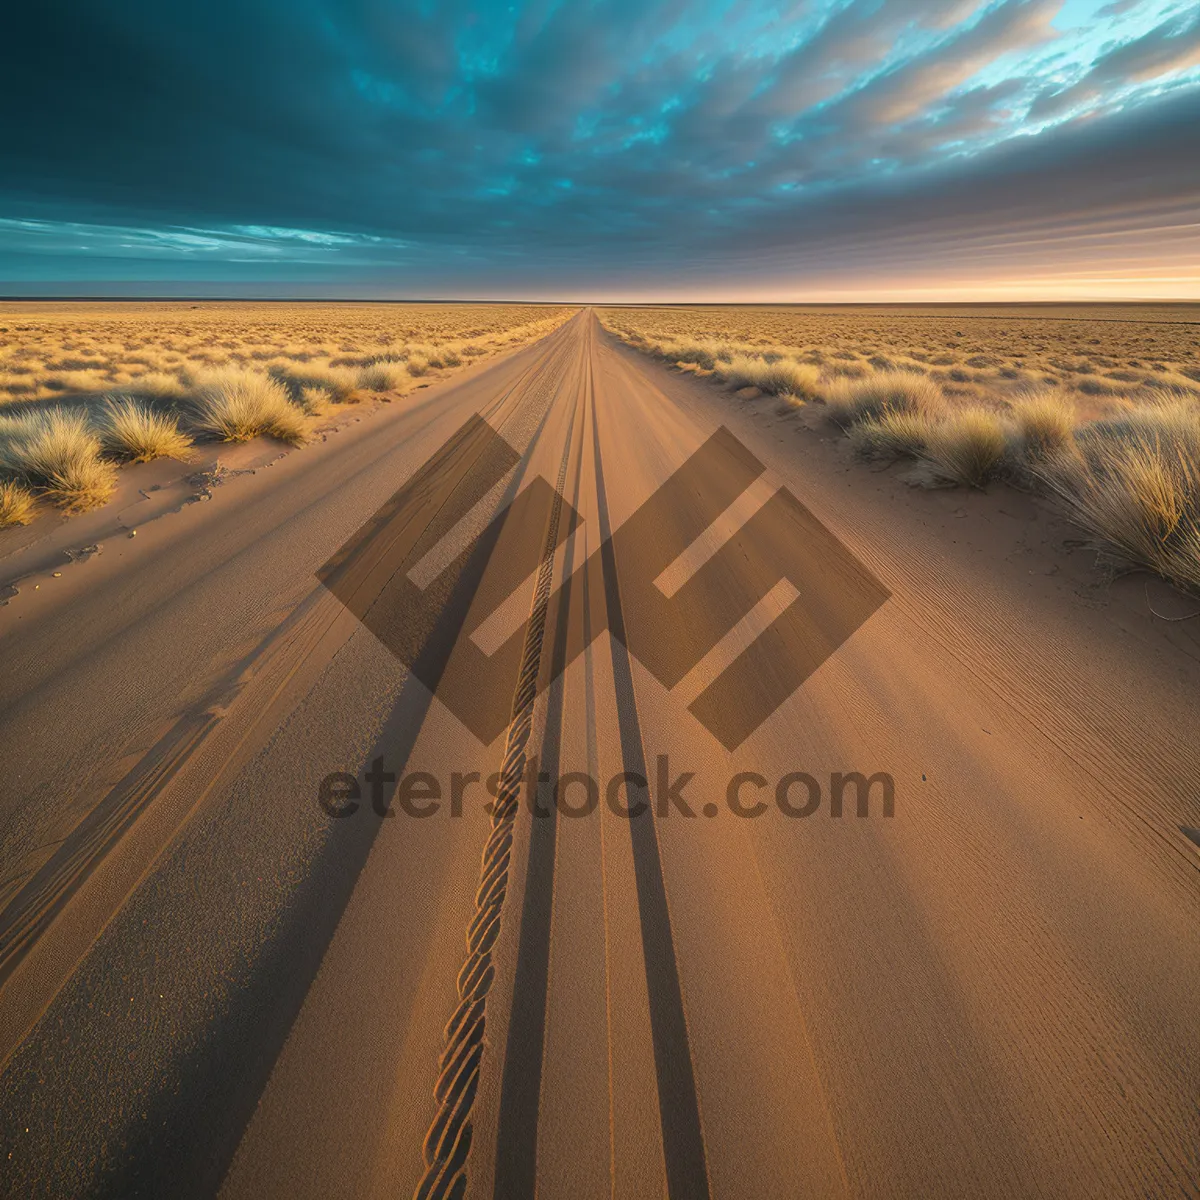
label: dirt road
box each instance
[0,310,1196,1198]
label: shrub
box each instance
[99,396,192,463]
[191,369,309,445]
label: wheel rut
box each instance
[414,361,583,1200]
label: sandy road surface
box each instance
[0,310,1197,1198]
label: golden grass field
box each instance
[3,298,1197,597]
[600,304,1200,593]
[0,301,573,521]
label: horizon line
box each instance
[2,293,1199,307]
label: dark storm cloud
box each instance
[0,0,1196,293]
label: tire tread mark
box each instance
[413,374,581,1200]
[491,322,594,1198]
[589,350,712,1200]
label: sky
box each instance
[1,0,1198,300]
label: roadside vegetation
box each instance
[0,480,35,528]
[600,305,1200,595]
[191,370,309,445]
[100,397,194,463]
[0,408,117,515]
[0,301,573,527]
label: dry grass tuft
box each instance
[850,410,934,459]
[120,371,191,402]
[100,396,193,463]
[1009,388,1076,459]
[1088,388,1197,443]
[720,356,822,397]
[824,370,945,427]
[764,359,822,398]
[716,355,763,390]
[657,338,731,370]
[357,360,409,392]
[0,480,36,528]
[43,454,119,511]
[270,362,358,403]
[920,407,1009,487]
[298,386,331,416]
[1038,399,1200,591]
[0,408,117,511]
[192,369,310,445]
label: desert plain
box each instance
[0,301,1196,1199]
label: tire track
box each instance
[490,326,593,1199]
[414,364,583,1200]
[589,364,712,1200]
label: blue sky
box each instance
[1,0,1197,298]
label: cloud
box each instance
[830,0,1061,127]
[1088,11,1200,83]
[719,87,1200,265]
[874,78,1026,159]
[0,0,1195,294]
[1030,11,1200,119]
[757,0,990,115]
